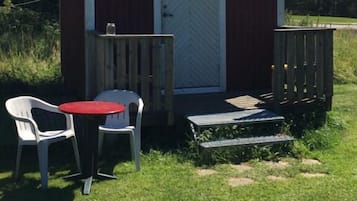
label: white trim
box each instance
[84,0,95,99]
[84,0,95,31]
[155,0,227,94]
[153,0,162,33]
[219,0,227,92]
[277,0,285,27]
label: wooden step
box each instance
[186,109,284,128]
[199,135,294,149]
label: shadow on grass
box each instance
[0,142,88,201]
[0,176,79,201]
[0,145,82,201]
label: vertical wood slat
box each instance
[116,39,127,89]
[140,39,151,111]
[316,31,325,98]
[306,31,316,98]
[152,38,162,111]
[286,32,296,100]
[128,39,138,92]
[295,32,305,101]
[273,28,334,110]
[324,30,334,110]
[96,37,105,93]
[164,37,174,124]
[272,32,277,100]
[105,38,115,89]
[86,33,175,125]
[273,31,284,102]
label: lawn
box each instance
[1,17,357,200]
[287,15,357,25]
[1,83,357,201]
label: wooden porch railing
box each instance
[272,27,335,110]
[86,32,175,125]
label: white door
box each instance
[157,0,226,93]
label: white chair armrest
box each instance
[35,100,75,131]
[10,115,41,140]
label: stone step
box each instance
[199,135,294,149]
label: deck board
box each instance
[186,109,284,127]
[200,135,294,148]
[174,91,272,117]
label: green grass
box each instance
[1,15,357,200]
[0,84,356,200]
[1,98,357,201]
[290,15,357,24]
[334,30,357,84]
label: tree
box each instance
[286,0,357,18]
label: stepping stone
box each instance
[228,177,255,187]
[196,169,217,176]
[302,159,322,165]
[263,161,290,169]
[230,163,253,173]
[267,175,287,181]
[300,173,327,178]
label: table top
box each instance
[59,101,125,116]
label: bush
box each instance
[0,3,61,94]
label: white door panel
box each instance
[161,0,225,92]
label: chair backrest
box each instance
[94,90,144,128]
[5,96,68,141]
[5,96,47,140]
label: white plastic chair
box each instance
[95,90,144,171]
[5,96,81,189]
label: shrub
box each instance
[0,3,61,95]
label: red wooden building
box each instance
[61,0,285,97]
[60,0,334,126]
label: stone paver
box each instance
[230,163,253,173]
[263,161,290,169]
[300,173,327,178]
[196,169,217,176]
[267,175,288,181]
[228,177,255,187]
[302,159,322,165]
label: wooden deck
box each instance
[84,28,334,127]
[173,91,273,117]
[123,90,326,127]
[173,90,326,120]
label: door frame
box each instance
[153,0,226,94]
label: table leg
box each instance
[78,116,116,194]
[83,176,93,195]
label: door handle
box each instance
[163,12,174,18]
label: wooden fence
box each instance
[86,32,175,125]
[272,27,335,110]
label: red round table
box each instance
[59,101,125,195]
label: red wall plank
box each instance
[60,0,153,98]
[227,0,277,91]
[61,0,277,96]
[96,0,154,34]
[60,0,85,98]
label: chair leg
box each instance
[135,133,140,154]
[134,147,141,172]
[37,143,49,189]
[71,137,81,172]
[129,133,140,171]
[14,144,22,180]
[135,131,141,171]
